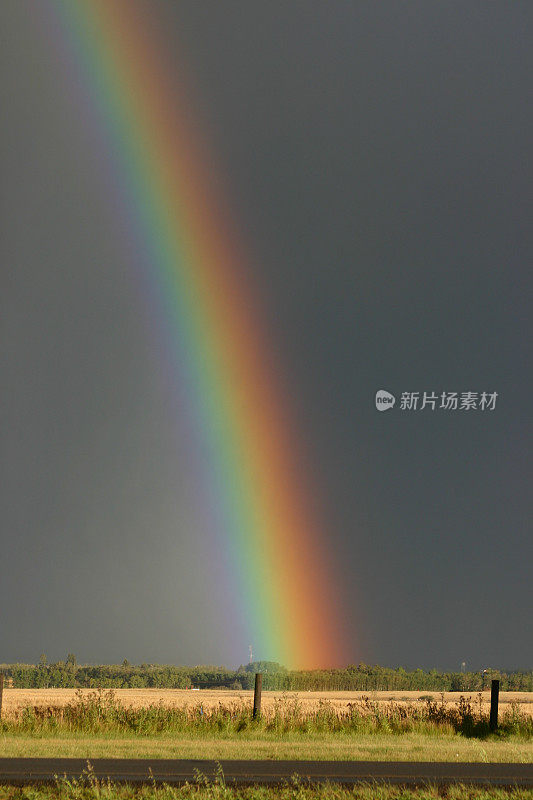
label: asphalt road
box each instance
[0,758,531,787]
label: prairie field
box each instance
[3,688,533,717]
[1,687,532,763]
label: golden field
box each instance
[3,688,533,718]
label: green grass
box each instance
[0,779,532,800]
[0,733,531,762]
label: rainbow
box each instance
[45,0,349,668]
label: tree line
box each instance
[2,658,532,691]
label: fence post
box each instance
[489,679,499,732]
[0,673,4,720]
[253,672,262,719]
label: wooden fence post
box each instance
[0,673,4,720]
[490,679,499,732]
[253,673,262,719]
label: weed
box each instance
[1,691,531,741]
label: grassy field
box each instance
[0,732,532,762]
[0,689,531,763]
[4,690,533,717]
[0,783,531,800]
[3,689,532,736]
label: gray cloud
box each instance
[1,0,531,669]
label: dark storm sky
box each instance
[1,1,532,670]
